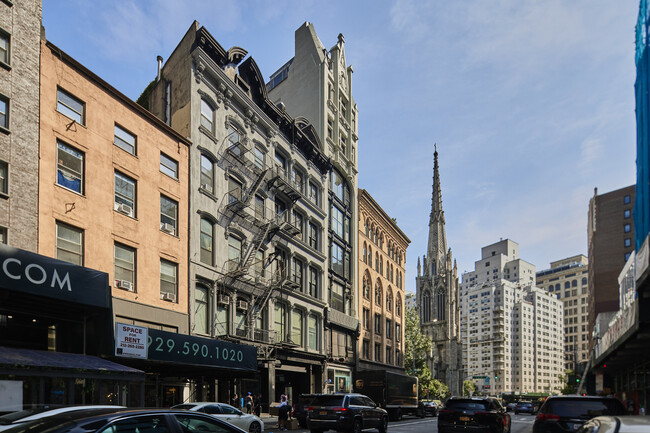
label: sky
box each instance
[42,0,639,293]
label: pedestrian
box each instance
[278,394,289,431]
[254,394,262,417]
[246,392,253,414]
[232,393,239,409]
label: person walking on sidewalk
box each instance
[278,394,289,431]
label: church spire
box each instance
[427,145,447,273]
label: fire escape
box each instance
[214,135,303,359]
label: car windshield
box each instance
[546,399,626,419]
[310,396,345,406]
[445,400,489,410]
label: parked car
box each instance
[305,393,388,433]
[577,415,650,433]
[0,409,249,433]
[0,406,126,432]
[294,394,318,428]
[172,402,264,433]
[514,402,535,415]
[505,403,516,413]
[438,397,511,433]
[533,396,627,433]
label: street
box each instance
[266,414,537,433]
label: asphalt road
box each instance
[265,413,537,433]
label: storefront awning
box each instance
[0,347,144,381]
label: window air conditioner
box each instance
[218,294,231,305]
[161,292,177,302]
[236,300,249,310]
[116,203,133,216]
[115,279,134,292]
[160,223,175,234]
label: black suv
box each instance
[294,393,318,428]
[438,397,511,433]
[306,393,388,433]
[533,396,627,433]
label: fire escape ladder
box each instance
[242,168,269,206]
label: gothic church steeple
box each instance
[427,146,448,276]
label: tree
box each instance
[463,380,477,396]
[405,308,440,397]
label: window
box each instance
[114,243,136,289]
[200,99,214,132]
[195,285,209,335]
[160,153,178,179]
[362,340,370,359]
[327,118,333,139]
[386,319,392,339]
[160,195,178,235]
[0,31,8,65]
[293,211,304,235]
[340,135,346,154]
[200,154,214,193]
[160,259,177,300]
[624,209,631,219]
[624,195,631,205]
[254,146,265,170]
[363,308,370,329]
[308,315,318,350]
[291,310,303,346]
[292,169,304,192]
[386,347,392,364]
[0,227,6,244]
[228,235,242,271]
[114,124,136,155]
[625,252,631,261]
[0,160,7,195]
[330,242,349,278]
[0,95,7,130]
[375,343,381,362]
[227,124,243,156]
[331,205,344,238]
[200,218,213,265]
[57,88,85,125]
[396,324,401,342]
[330,169,349,204]
[309,266,319,298]
[374,314,382,334]
[309,222,319,249]
[57,141,84,194]
[56,221,83,265]
[114,172,136,217]
[625,238,632,248]
[275,303,287,342]
[292,258,303,289]
[255,195,265,220]
[254,250,265,278]
[228,176,242,204]
[375,284,382,306]
[331,281,345,312]
[309,182,319,206]
[624,224,631,233]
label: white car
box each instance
[172,402,264,433]
[0,406,126,432]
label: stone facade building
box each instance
[267,22,359,393]
[358,188,410,373]
[415,150,462,395]
[0,0,41,250]
[536,255,589,371]
[143,21,332,405]
[460,239,564,394]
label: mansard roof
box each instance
[194,25,330,174]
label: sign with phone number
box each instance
[147,328,257,371]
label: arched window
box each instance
[565,281,570,289]
[363,273,371,299]
[582,277,587,285]
[200,154,215,194]
[375,252,379,271]
[572,280,577,287]
[436,291,446,321]
[386,289,393,312]
[380,257,383,275]
[363,243,367,264]
[195,284,209,335]
[555,283,560,291]
[396,295,402,316]
[375,281,382,307]
[422,291,431,322]
[365,220,369,237]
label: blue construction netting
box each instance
[635,0,650,249]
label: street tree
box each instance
[463,379,477,396]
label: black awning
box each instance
[0,347,144,381]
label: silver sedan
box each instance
[172,403,264,433]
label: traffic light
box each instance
[494,376,498,380]
[576,378,580,383]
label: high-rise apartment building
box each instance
[143,21,332,404]
[0,0,41,250]
[460,239,564,394]
[267,22,359,392]
[587,186,635,348]
[536,255,589,370]
[358,188,410,373]
[415,150,462,395]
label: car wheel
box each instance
[378,416,388,433]
[352,418,363,433]
[249,422,261,433]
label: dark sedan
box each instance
[514,402,535,415]
[0,408,250,433]
[533,396,627,433]
[438,397,511,433]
